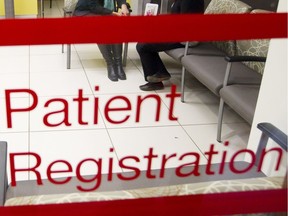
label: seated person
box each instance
[137,0,204,91]
[73,0,130,82]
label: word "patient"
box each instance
[4,85,181,128]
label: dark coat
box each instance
[74,0,126,16]
[171,0,205,14]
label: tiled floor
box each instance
[1,0,251,182]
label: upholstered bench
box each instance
[165,0,253,63]
[164,0,271,142]
[4,176,284,206]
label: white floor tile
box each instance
[183,123,250,163]
[0,56,29,74]
[30,70,92,96]
[30,53,82,73]
[109,126,207,171]
[42,0,63,17]
[160,89,220,125]
[0,46,29,57]
[0,73,29,94]
[30,45,64,55]
[85,68,145,95]
[29,129,122,179]
[74,44,103,60]
[0,97,30,132]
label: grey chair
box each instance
[61,0,78,69]
[216,9,273,142]
[216,37,270,142]
[0,141,8,206]
[216,60,264,142]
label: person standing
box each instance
[73,0,130,82]
[137,0,204,91]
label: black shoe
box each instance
[112,44,126,80]
[139,82,164,91]
[107,65,118,82]
[147,73,171,83]
[115,65,127,80]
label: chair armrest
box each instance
[225,56,267,63]
[257,122,288,151]
[256,123,287,188]
[222,55,266,87]
[0,141,8,206]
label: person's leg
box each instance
[136,42,184,91]
[97,44,118,82]
[111,43,126,80]
[136,42,182,79]
[136,43,161,80]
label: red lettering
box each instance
[204,144,218,175]
[160,153,177,178]
[117,156,140,180]
[43,98,72,127]
[93,86,100,124]
[73,89,89,125]
[104,96,131,124]
[257,147,283,171]
[230,149,255,174]
[107,148,115,181]
[166,85,181,121]
[76,158,102,192]
[5,89,38,128]
[219,141,229,174]
[175,152,201,177]
[144,148,158,179]
[47,160,72,184]
[135,94,161,122]
[9,152,42,186]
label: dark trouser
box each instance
[73,11,124,69]
[136,42,184,81]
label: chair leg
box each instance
[181,66,186,103]
[40,0,44,18]
[67,44,71,69]
[62,11,67,53]
[62,11,72,69]
[122,43,128,67]
[50,0,52,8]
[0,141,8,206]
[217,98,225,142]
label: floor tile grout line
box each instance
[154,87,218,161]
[74,42,126,173]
